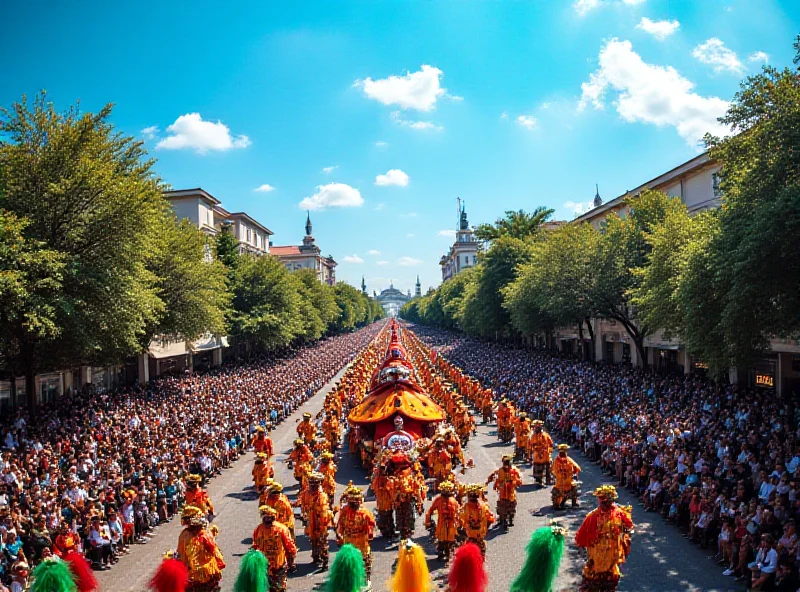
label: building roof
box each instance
[226,211,274,235]
[270,245,302,256]
[164,188,221,206]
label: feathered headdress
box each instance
[447,542,487,592]
[149,557,189,592]
[326,543,365,592]
[31,559,77,592]
[233,549,268,592]
[63,551,98,592]
[387,540,431,592]
[509,525,567,592]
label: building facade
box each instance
[440,204,480,282]
[271,213,337,285]
[553,153,800,395]
[376,283,412,317]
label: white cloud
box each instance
[322,165,338,174]
[400,212,418,218]
[298,183,364,211]
[500,111,508,120]
[692,38,745,74]
[375,169,410,187]
[636,17,680,40]
[368,250,381,255]
[141,126,159,140]
[343,255,364,264]
[621,0,646,4]
[398,256,423,266]
[438,229,456,237]
[254,184,276,193]
[155,113,251,154]
[578,39,730,146]
[748,51,769,63]
[355,65,446,111]
[446,94,464,102]
[574,0,600,16]
[405,233,415,238]
[390,111,444,132]
[376,260,389,266]
[563,201,594,215]
[516,115,538,130]
[375,141,389,148]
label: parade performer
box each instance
[233,549,267,592]
[427,437,452,491]
[336,482,376,588]
[495,400,514,443]
[459,484,495,557]
[176,507,225,592]
[528,420,554,486]
[287,439,313,486]
[480,391,494,425]
[387,448,422,540]
[424,481,461,564]
[322,412,341,451]
[575,485,634,592]
[253,454,273,491]
[252,426,273,458]
[265,482,295,542]
[54,521,79,557]
[514,413,531,462]
[185,475,215,520]
[318,451,338,507]
[150,554,189,592]
[387,540,432,592]
[381,416,415,451]
[252,506,297,592]
[63,550,99,592]
[446,542,488,592]
[296,471,333,569]
[30,559,72,592]
[371,465,396,538]
[551,444,581,510]
[327,544,366,592]
[486,455,522,529]
[297,412,316,447]
[443,428,465,468]
[509,524,567,592]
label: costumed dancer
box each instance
[446,542,488,592]
[63,551,99,592]
[318,451,338,508]
[297,412,316,447]
[264,482,296,542]
[184,475,215,521]
[253,454,273,491]
[486,454,522,530]
[287,439,314,487]
[387,540,431,592]
[514,414,531,462]
[29,559,70,592]
[326,544,365,592]
[529,420,554,486]
[296,471,333,569]
[252,426,274,458]
[458,484,495,557]
[233,549,268,592]
[551,444,581,510]
[252,506,297,592]
[509,524,567,592]
[149,553,189,592]
[424,480,461,564]
[371,465,396,538]
[575,485,634,592]
[336,482,376,589]
[176,506,225,592]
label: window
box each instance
[247,228,252,243]
[473,255,477,264]
[712,172,722,197]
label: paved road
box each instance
[97,361,744,592]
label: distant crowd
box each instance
[414,325,800,590]
[0,323,381,584]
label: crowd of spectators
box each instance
[0,323,380,586]
[413,325,800,592]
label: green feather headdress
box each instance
[234,549,269,592]
[31,559,77,592]
[509,525,566,592]
[327,543,366,592]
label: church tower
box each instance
[415,275,421,298]
[361,275,367,295]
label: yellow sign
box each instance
[755,374,774,388]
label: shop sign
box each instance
[755,374,774,388]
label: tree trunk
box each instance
[9,374,17,409]
[577,321,586,360]
[584,317,595,362]
[25,362,36,418]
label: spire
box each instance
[415,275,422,298]
[305,211,312,236]
[593,184,603,208]
[460,200,469,230]
[361,275,367,295]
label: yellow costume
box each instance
[336,482,376,582]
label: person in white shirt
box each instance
[748,534,778,590]
[86,517,112,569]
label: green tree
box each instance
[229,255,303,351]
[475,207,554,242]
[435,267,477,329]
[294,269,339,338]
[214,224,241,271]
[0,93,165,410]
[144,217,230,344]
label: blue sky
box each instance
[2,1,798,295]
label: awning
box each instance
[190,334,223,353]
[147,340,189,359]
